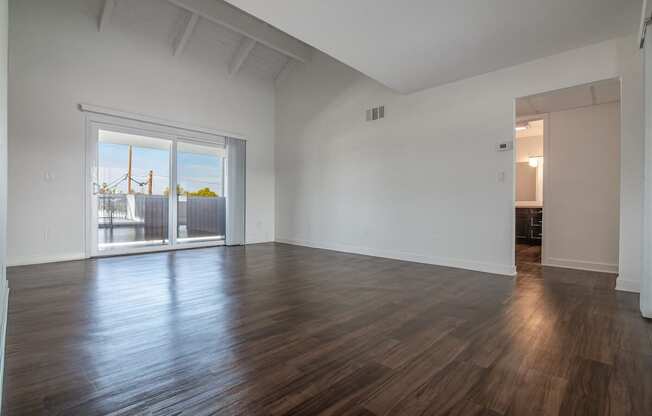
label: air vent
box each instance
[366,105,385,121]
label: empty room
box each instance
[0,0,652,415]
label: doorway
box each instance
[514,117,544,267]
[514,78,621,273]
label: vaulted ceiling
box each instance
[98,0,312,83]
[222,0,642,93]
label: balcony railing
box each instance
[98,194,226,247]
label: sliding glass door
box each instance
[96,130,171,252]
[89,122,227,256]
[176,142,226,244]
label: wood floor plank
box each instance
[506,369,567,416]
[2,242,651,416]
[558,358,612,416]
[363,335,470,414]
[384,359,488,416]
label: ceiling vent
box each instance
[366,106,385,121]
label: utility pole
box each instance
[147,170,153,195]
[127,145,133,194]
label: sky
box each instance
[98,143,223,195]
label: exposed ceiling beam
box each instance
[98,0,116,32]
[166,0,311,63]
[174,12,200,56]
[274,58,295,87]
[229,37,256,77]
[640,0,651,48]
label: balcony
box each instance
[98,194,226,250]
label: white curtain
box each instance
[225,137,246,245]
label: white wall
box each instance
[618,37,645,293]
[276,35,643,280]
[516,135,543,163]
[515,133,544,204]
[8,0,277,265]
[515,163,537,202]
[642,34,652,317]
[0,0,8,404]
[543,102,621,272]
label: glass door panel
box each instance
[176,141,226,243]
[96,130,171,251]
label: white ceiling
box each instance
[223,0,641,93]
[516,78,620,117]
[516,119,544,139]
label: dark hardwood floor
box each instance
[3,243,651,415]
[515,243,541,268]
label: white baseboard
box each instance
[641,302,652,319]
[7,253,87,267]
[615,277,641,293]
[244,239,275,245]
[542,257,618,274]
[275,237,516,276]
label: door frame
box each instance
[513,77,624,273]
[84,112,227,258]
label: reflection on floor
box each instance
[516,243,541,270]
[98,225,220,245]
[4,243,651,415]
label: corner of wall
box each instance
[615,275,641,293]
